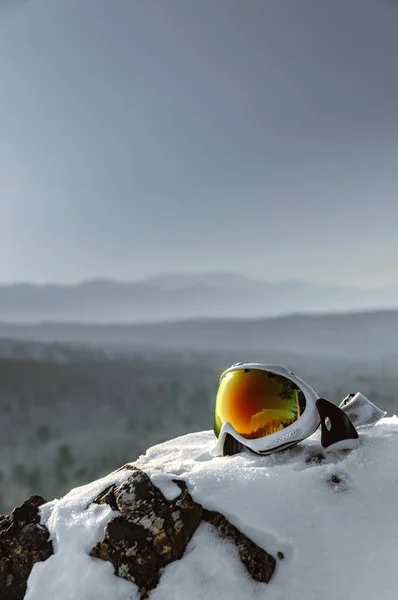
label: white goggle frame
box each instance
[210,363,384,457]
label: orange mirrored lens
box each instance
[214,369,306,439]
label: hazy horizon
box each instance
[1,271,398,291]
[1,0,398,287]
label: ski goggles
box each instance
[210,363,386,457]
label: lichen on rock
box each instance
[90,466,276,598]
[91,467,203,598]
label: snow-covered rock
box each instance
[2,418,398,599]
[0,495,53,600]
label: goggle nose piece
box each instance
[223,433,247,456]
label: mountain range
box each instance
[0,273,398,323]
[0,308,398,361]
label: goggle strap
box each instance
[316,398,359,450]
[339,392,386,428]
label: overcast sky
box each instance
[0,0,398,286]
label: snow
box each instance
[26,417,398,600]
[25,468,135,600]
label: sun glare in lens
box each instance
[214,369,306,439]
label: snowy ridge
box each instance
[26,418,398,600]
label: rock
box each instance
[0,495,53,600]
[91,465,276,598]
[202,509,275,583]
[326,472,348,491]
[0,467,277,600]
[90,466,204,598]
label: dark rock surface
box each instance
[91,467,204,598]
[202,509,275,584]
[91,465,276,599]
[0,495,53,600]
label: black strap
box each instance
[316,398,359,449]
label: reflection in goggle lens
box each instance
[214,369,306,439]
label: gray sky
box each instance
[1,0,398,286]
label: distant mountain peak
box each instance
[0,274,396,324]
[141,271,261,289]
